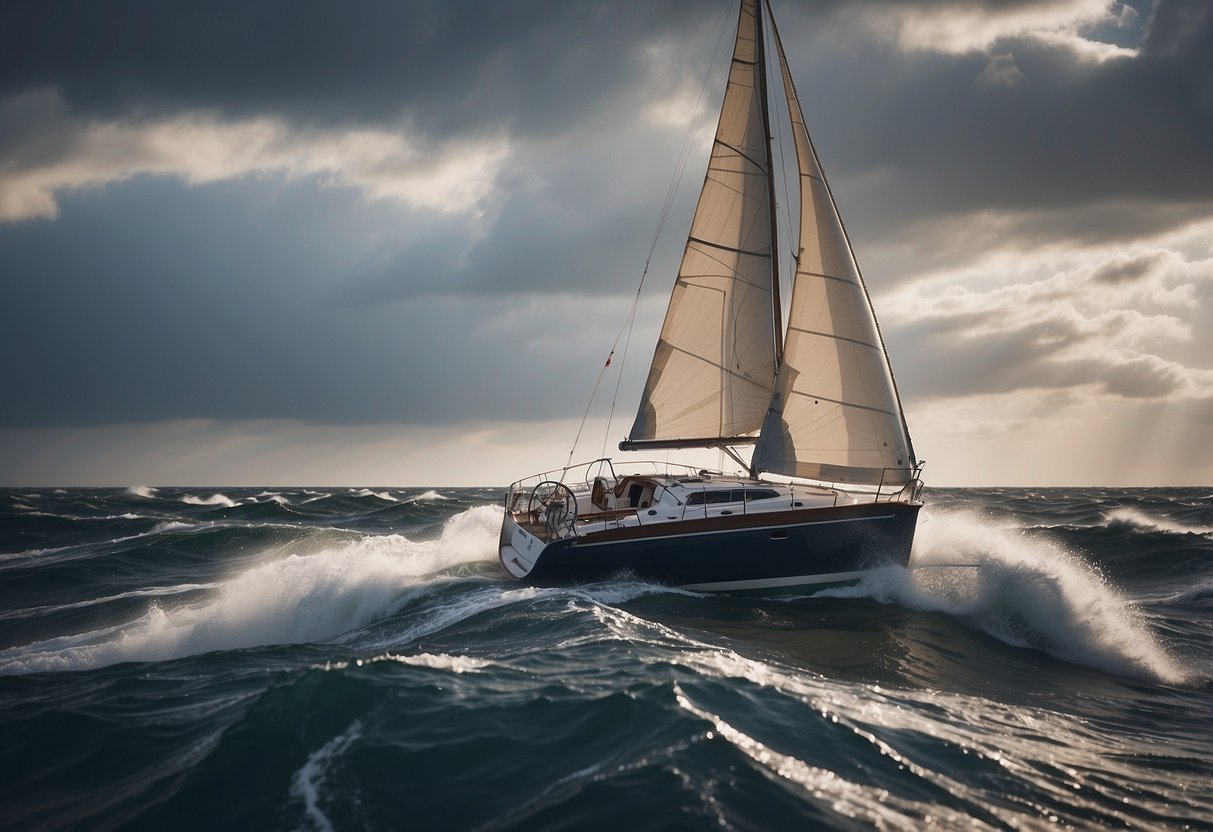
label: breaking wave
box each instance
[817,510,1190,685]
[1105,507,1213,537]
[0,506,502,674]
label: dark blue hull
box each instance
[511,501,921,591]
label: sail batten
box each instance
[686,235,771,254]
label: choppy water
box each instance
[1,486,1211,830]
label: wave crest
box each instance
[1105,507,1213,537]
[818,510,1191,685]
[0,506,504,675]
[181,493,239,507]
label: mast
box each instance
[755,0,783,364]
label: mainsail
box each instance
[625,0,917,486]
[626,0,777,444]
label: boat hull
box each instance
[499,501,920,592]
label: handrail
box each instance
[504,458,926,531]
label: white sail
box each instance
[627,0,777,444]
[751,17,916,486]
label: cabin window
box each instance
[686,488,780,506]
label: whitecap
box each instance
[1105,507,1213,537]
[181,493,238,508]
[0,505,504,674]
[377,652,491,673]
[351,489,398,502]
[409,490,449,502]
[815,509,1191,686]
[125,486,158,499]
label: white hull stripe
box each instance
[678,569,868,592]
[573,513,896,548]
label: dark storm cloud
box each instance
[3,0,1212,433]
[0,0,715,138]
[792,0,1213,244]
[3,0,1209,231]
[0,176,632,429]
[339,132,698,302]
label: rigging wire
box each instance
[563,4,737,472]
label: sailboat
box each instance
[499,0,923,592]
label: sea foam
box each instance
[0,506,503,674]
[181,493,240,507]
[817,510,1191,685]
[1105,507,1213,537]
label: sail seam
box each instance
[796,269,863,288]
[784,325,879,351]
[659,340,773,385]
[785,389,897,417]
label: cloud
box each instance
[976,53,1026,88]
[792,0,1213,250]
[867,0,1130,55]
[0,0,715,134]
[1,0,1211,487]
[881,219,1213,405]
[0,90,509,222]
[1089,249,1174,284]
[0,416,623,487]
[0,177,656,430]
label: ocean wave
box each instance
[672,683,981,828]
[1155,578,1213,609]
[290,719,362,832]
[816,510,1191,686]
[125,486,158,499]
[181,493,240,508]
[0,523,196,564]
[252,492,293,506]
[351,489,398,502]
[0,506,504,675]
[409,490,449,502]
[0,582,217,622]
[1105,507,1213,537]
[325,652,493,674]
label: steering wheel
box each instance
[527,481,578,539]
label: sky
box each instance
[1,0,1211,487]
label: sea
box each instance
[1,486,1211,831]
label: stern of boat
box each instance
[499,508,545,579]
